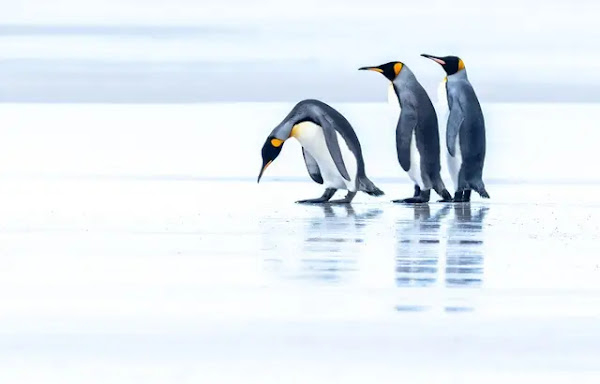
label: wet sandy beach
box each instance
[1,179,599,383]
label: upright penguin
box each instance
[359,62,452,203]
[421,54,490,202]
[257,99,384,204]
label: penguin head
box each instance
[358,61,405,81]
[257,136,285,183]
[421,54,465,76]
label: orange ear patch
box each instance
[458,59,465,71]
[393,62,403,76]
[271,138,284,147]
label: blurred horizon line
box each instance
[2,22,599,103]
[0,23,246,36]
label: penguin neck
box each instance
[447,69,468,82]
[392,66,417,86]
[273,116,320,141]
[391,68,419,107]
[271,119,295,141]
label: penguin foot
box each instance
[327,191,357,205]
[296,188,337,204]
[393,197,429,204]
[393,189,430,204]
[413,185,421,197]
[453,190,472,203]
[296,199,330,204]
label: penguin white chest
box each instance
[437,79,450,156]
[437,80,449,115]
[407,131,424,188]
[387,83,401,115]
[447,122,462,190]
[387,83,424,188]
[291,122,358,191]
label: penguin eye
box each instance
[271,138,284,147]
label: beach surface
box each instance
[1,103,599,383]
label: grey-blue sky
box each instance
[1,1,599,102]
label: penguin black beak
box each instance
[257,161,272,184]
[258,137,284,184]
[421,54,446,65]
[358,66,384,73]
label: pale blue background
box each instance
[1,0,599,102]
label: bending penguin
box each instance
[359,61,452,203]
[257,99,384,204]
[421,54,490,202]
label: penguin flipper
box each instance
[396,111,417,172]
[302,148,324,184]
[322,125,351,181]
[446,104,464,157]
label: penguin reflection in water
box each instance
[257,99,384,204]
[421,54,490,202]
[359,62,452,203]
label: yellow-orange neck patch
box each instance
[393,62,403,77]
[290,123,303,138]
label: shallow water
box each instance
[1,102,600,382]
[1,179,600,383]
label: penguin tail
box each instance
[366,187,385,197]
[472,181,490,199]
[359,178,385,197]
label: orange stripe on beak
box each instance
[257,160,272,183]
[358,66,384,73]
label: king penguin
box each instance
[257,99,384,204]
[359,61,452,203]
[421,54,490,202]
